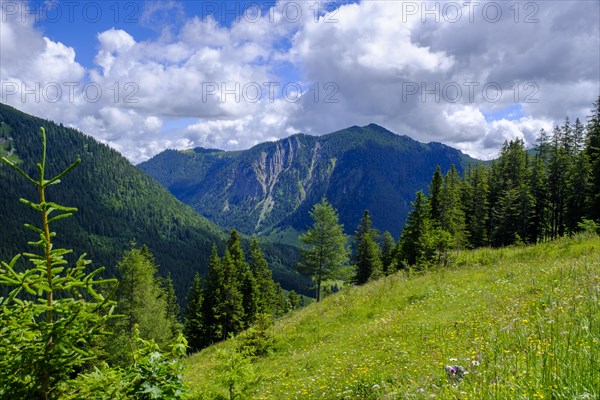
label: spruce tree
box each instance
[110,245,173,363]
[549,126,567,237]
[218,250,245,340]
[201,247,224,345]
[440,164,466,248]
[379,231,396,275]
[351,210,383,285]
[463,163,489,247]
[530,129,550,243]
[396,191,434,267]
[184,273,204,353]
[227,229,258,328]
[490,139,533,246]
[163,273,183,338]
[300,198,349,302]
[429,165,443,226]
[249,239,276,315]
[586,96,600,222]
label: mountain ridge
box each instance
[139,124,480,238]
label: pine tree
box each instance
[352,210,383,285]
[490,139,533,246]
[249,239,276,315]
[219,250,245,339]
[440,164,466,248]
[396,191,434,267]
[548,126,568,238]
[379,231,396,275]
[530,129,550,243]
[463,163,489,247]
[240,269,259,328]
[163,273,183,339]
[111,245,172,361]
[184,273,204,353]
[300,198,349,302]
[586,96,600,222]
[201,247,226,345]
[227,229,258,328]
[287,290,302,310]
[429,165,443,226]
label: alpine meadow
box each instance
[1,1,599,399]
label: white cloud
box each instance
[0,0,598,163]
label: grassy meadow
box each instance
[183,235,600,399]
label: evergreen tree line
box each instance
[350,97,600,282]
[183,230,302,353]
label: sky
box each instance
[0,0,598,163]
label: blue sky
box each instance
[1,0,598,162]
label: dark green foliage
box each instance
[184,273,204,353]
[489,139,533,246]
[287,290,302,310]
[429,165,443,225]
[463,163,489,247]
[108,245,175,364]
[352,210,383,285]
[439,165,466,248]
[379,231,396,275]
[249,239,277,315]
[586,96,600,222]
[529,130,550,243]
[237,313,274,358]
[163,273,183,338]
[396,191,435,267]
[300,199,349,301]
[226,229,259,328]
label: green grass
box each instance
[183,236,600,399]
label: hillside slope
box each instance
[184,236,600,399]
[0,103,307,298]
[139,124,479,238]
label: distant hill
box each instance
[0,103,308,300]
[139,124,479,239]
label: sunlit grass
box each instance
[183,235,600,399]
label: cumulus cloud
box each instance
[0,0,598,163]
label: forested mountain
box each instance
[0,103,307,299]
[139,124,479,238]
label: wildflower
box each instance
[471,360,480,367]
[445,365,466,382]
[372,384,380,390]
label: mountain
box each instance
[0,103,307,300]
[183,236,600,399]
[139,124,479,239]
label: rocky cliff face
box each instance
[139,124,478,238]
